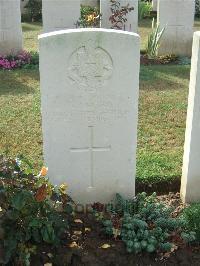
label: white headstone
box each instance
[42,0,80,33]
[100,0,138,33]
[152,0,157,11]
[158,0,195,56]
[181,32,200,203]
[0,0,23,56]
[39,28,140,204]
[81,0,98,7]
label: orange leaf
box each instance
[40,166,48,177]
[35,184,48,202]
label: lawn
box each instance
[0,19,198,184]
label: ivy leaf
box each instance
[11,191,33,211]
[41,223,55,244]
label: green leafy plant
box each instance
[22,51,39,69]
[93,192,194,254]
[181,204,200,242]
[76,5,101,28]
[146,18,165,58]
[138,0,152,20]
[0,155,73,265]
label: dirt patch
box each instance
[136,177,181,195]
[140,54,179,65]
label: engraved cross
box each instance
[70,126,111,187]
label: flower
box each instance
[39,166,48,177]
[59,183,68,194]
[0,50,32,70]
[86,13,97,22]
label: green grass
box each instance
[22,22,42,52]
[0,20,196,183]
[0,70,42,169]
[137,65,189,182]
[138,18,152,51]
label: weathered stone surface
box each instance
[81,0,98,7]
[158,0,195,56]
[0,0,23,55]
[39,28,140,204]
[152,0,157,11]
[100,0,138,32]
[181,32,200,203]
[42,0,80,32]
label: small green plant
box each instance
[146,18,165,58]
[22,51,39,69]
[93,192,195,254]
[138,0,152,20]
[181,204,200,242]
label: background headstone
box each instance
[42,0,80,32]
[0,0,23,55]
[100,0,138,32]
[158,0,195,56]
[81,0,99,7]
[181,32,200,203]
[152,0,157,11]
[39,28,140,204]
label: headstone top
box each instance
[39,28,139,39]
[0,0,23,55]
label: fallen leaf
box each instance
[85,227,91,232]
[100,244,111,249]
[73,230,82,235]
[44,263,52,266]
[69,241,78,248]
[40,166,48,177]
[35,184,48,202]
[74,219,83,224]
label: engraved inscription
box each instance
[68,39,113,92]
[70,126,111,187]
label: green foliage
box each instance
[24,0,42,22]
[94,192,193,254]
[178,56,191,66]
[146,19,165,58]
[182,204,200,242]
[0,156,73,265]
[22,52,39,69]
[138,0,152,20]
[76,5,101,28]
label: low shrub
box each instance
[0,51,39,70]
[181,204,200,242]
[0,155,73,265]
[92,192,196,254]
